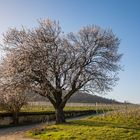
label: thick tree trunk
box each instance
[12,111,19,125]
[55,107,65,124]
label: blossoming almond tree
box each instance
[0,52,28,124]
[0,86,27,124]
[0,19,122,124]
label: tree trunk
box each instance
[55,107,65,124]
[12,111,19,125]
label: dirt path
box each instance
[0,122,47,140]
[0,114,97,140]
[0,119,57,140]
[0,134,35,140]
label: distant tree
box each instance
[1,19,122,124]
[0,83,27,124]
[0,54,28,124]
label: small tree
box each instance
[0,84,27,124]
[0,54,28,124]
[1,19,122,124]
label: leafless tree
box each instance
[1,19,122,124]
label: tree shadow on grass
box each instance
[67,120,140,131]
[31,127,61,136]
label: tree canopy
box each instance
[0,19,122,123]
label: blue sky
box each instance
[0,0,140,103]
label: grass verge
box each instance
[26,108,140,140]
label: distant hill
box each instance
[28,92,121,104]
[68,92,121,104]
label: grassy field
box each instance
[0,102,129,113]
[20,102,115,112]
[1,102,100,112]
[27,106,140,140]
[21,102,122,112]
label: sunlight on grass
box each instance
[26,107,140,140]
[21,104,98,112]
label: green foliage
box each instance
[27,106,140,140]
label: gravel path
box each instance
[0,122,47,140]
[0,134,35,140]
[0,114,97,140]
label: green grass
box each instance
[1,102,120,113]
[0,105,97,112]
[21,105,54,112]
[21,102,117,112]
[27,108,140,140]
[21,105,98,112]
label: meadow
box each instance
[21,102,116,112]
[26,105,140,140]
